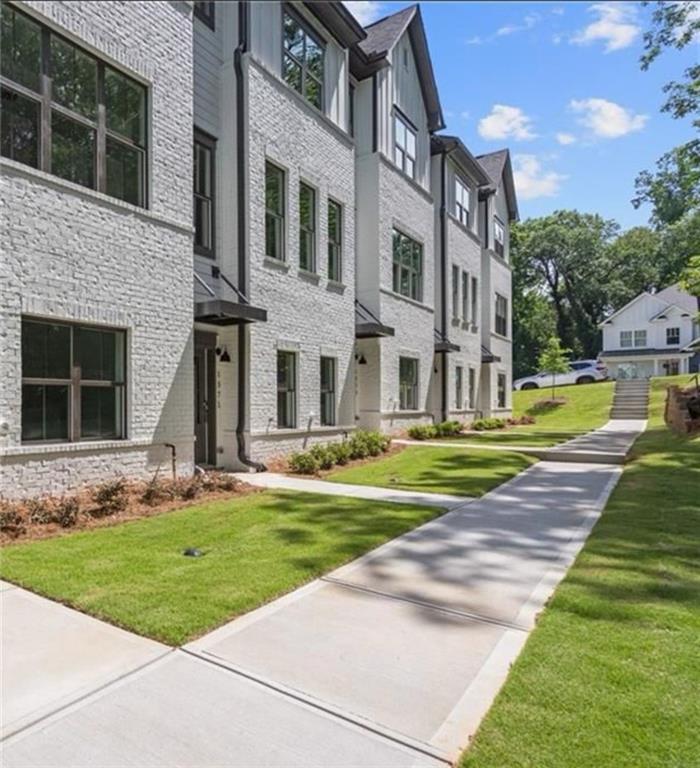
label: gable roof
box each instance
[349,4,444,132]
[306,2,367,48]
[476,149,519,221]
[655,283,699,315]
[431,134,492,187]
[599,291,655,326]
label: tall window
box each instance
[299,182,316,271]
[455,365,463,410]
[328,199,342,282]
[194,133,215,256]
[265,161,285,260]
[667,327,680,345]
[1,5,147,207]
[461,270,469,321]
[620,330,633,348]
[320,357,336,426]
[468,367,476,409]
[454,176,470,227]
[193,1,215,29]
[277,351,296,429]
[394,112,416,178]
[452,265,460,320]
[471,276,479,327]
[392,229,423,301]
[634,329,647,347]
[399,357,419,410]
[283,11,324,110]
[497,373,507,409]
[495,293,508,337]
[22,319,126,443]
[494,218,505,258]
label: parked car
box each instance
[513,359,608,390]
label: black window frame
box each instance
[454,175,471,228]
[194,128,216,258]
[320,356,336,427]
[455,365,463,410]
[21,318,127,444]
[392,228,423,302]
[0,4,148,208]
[495,293,508,337]
[298,180,316,272]
[471,275,479,327]
[452,264,460,320]
[328,198,343,282]
[497,373,507,409]
[494,217,506,258]
[282,7,325,111]
[667,326,680,345]
[277,350,297,429]
[265,160,286,261]
[393,110,416,179]
[194,1,216,30]
[399,356,419,411]
[468,367,476,409]
[461,270,469,321]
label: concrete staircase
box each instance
[610,379,650,420]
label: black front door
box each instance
[194,332,217,465]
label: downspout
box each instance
[440,150,448,422]
[234,0,266,472]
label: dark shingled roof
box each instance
[431,135,492,187]
[655,283,699,315]
[358,4,416,58]
[476,148,519,222]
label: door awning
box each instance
[481,344,501,363]
[195,299,267,325]
[355,300,394,338]
[434,328,460,353]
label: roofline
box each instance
[431,134,491,187]
[598,291,656,327]
[649,303,694,321]
[305,1,367,48]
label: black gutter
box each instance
[371,72,378,153]
[234,0,266,472]
[439,149,448,422]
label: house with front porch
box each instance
[599,284,700,379]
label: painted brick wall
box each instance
[244,58,357,460]
[0,0,194,498]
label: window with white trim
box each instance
[454,176,471,227]
[320,356,336,426]
[399,357,419,410]
[494,217,505,258]
[392,229,423,301]
[495,293,508,337]
[667,327,680,345]
[620,330,633,348]
[277,350,297,429]
[394,112,416,178]
[634,329,647,347]
[265,161,285,260]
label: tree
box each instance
[680,254,700,296]
[537,337,571,400]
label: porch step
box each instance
[610,379,650,419]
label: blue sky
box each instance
[345,1,698,229]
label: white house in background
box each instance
[599,284,700,379]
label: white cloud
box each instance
[466,35,483,45]
[556,132,576,145]
[512,155,567,200]
[552,33,563,44]
[497,13,538,36]
[571,3,640,52]
[478,105,537,141]
[342,1,384,26]
[570,97,648,138]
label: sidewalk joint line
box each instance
[320,576,531,633]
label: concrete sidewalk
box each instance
[2,461,622,766]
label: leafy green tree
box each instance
[537,337,571,400]
[680,254,700,296]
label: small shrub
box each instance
[54,497,79,528]
[175,476,203,500]
[0,504,26,537]
[26,497,54,525]
[329,441,351,465]
[347,432,370,459]
[211,473,239,492]
[309,444,335,470]
[507,415,535,426]
[434,420,463,437]
[289,451,319,474]
[92,478,128,517]
[472,417,507,431]
[141,478,173,506]
[408,424,437,440]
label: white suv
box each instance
[513,359,608,391]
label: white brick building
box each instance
[0,0,516,497]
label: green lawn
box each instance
[513,380,614,432]
[328,446,536,496]
[0,490,439,645]
[442,431,580,448]
[461,375,700,768]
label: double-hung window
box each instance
[452,265,460,320]
[194,132,215,256]
[471,276,479,327]
[277,351,297,429]
[399,357,419,410]
[328,199,342,282]
[494,218,506,258]
[455,365,463,410]
[22,319,126,443]
[265,161,285,260]
[468,367,476,409]
[392,229,423,302]
[299,182,316,272]
[393,112,416,178]
[620,330,633,348]
[320,357,336,426]
[1,4,147,207]
[283,11,324,110]
[667,327,680,345]
[454,176,471,227]
[495,293,508,337]
[461,271,469,321]
[634,329,647,348]
[497,373,507,409]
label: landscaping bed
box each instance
[460,375,700,767]
[513,380,614,432]
[0,489,440,645]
